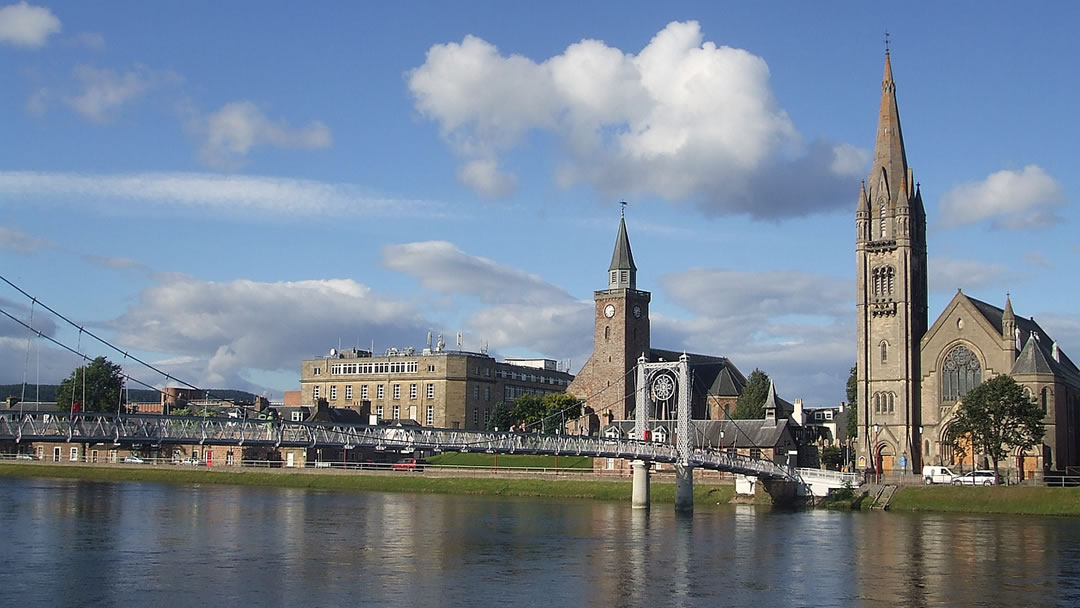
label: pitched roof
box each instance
[608,216,637,272]
[650,348,747,398]
[964,294,1080,384]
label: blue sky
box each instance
[1,2,1076,405]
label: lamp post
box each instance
[872,423,880,483]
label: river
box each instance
[0,477,1078,607]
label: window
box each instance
[53,447,61,462]
[393,384,401,400]
[484,387,490,402]
[313,367,320,376]
[346,385,353,400]
[392,405,400,420]
[70,447,79,462]
[109,449,117,463]
[888,393,895,413]
[473,408,479,426]
[473,385,480,400]
[605,326,610,340]
[942,345,981,401]
[330,385,337,400]
[292,411,303,422]
[879,202,886,237]
[376,405,383,419]
[484,368,490,377]
[874,393,880,413]
[427,384,435,399]
[620,270,628,283]
[483,409,490,425]
[750,447,761,459]
[825,410,833,421]
[377,385,385,400]
[410,383,417,399]
[881,341,888,363]
[91,450,98,463]
[313,385,320,399]
[1042,388,1051,413]
[428,364,436,372]
[611,271,617,284]
[426,405,434,426]
[361,385,368,400]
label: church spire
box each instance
[608,203,637,290]
[870,50,909,205]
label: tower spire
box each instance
[608,203,637,290]
[871,49,908,204]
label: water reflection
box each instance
[0,477,1078,608]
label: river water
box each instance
[1,477,1078,607]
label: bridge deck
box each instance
[0,412,799,480]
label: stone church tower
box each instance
[855,51,928,474]
[567,209,651,421]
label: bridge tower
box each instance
[634,353,693,512]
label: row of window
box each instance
[503,385,560,400]
[329,361,420,375]
[871,265,896,297]
[873,392,896,414]
[495,369,569,386]
[472,407,491,427]
[315,382,437,401]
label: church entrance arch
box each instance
[876,443,894,475]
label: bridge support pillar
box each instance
[631,460,650,509]
[674,464,694,514]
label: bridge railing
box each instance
[0,412,798,480]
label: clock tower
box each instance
[568,208,651,421]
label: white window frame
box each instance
[427,383,435,399]
[361,385,368,400]
[393,384,401,400]
[313,385,320,399]
[410,383,417,399]
[330,385,337,400]
[426,405,434,426]
[392,405,400,420]
[70,447,79,462]
[345,385,353,400]
[377,385,385,400]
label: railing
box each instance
[0,412,798,480]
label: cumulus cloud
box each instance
[0,226,54,254]
[381,241,572,304]
[0,1,60,48]
[193,101,331,168]
[938,166,1065,229]
[0,170,446,218]
[109,277,431,387]
[928,256,1011,293]
[408,21,865,217]
[65,64,176,123]
[466,301,592,364]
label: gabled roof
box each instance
[1012,336,1055,375]
[650,348,748,398]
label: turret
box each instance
[1002,293,1018,362]
[856,181,870,243]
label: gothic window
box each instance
[880,341,888,363]
[1041,388,1051,414]
[942,345,982,402]
[874,393,881,413]
[871,266,896,298]
[888,393,895,413]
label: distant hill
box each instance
[1,384,256,405]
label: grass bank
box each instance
[426,452,592,470]
[886,485,1080,516]
[0,463,735,507]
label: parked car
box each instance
[391,458,426,472]
[16,453,37,460]
[179,457,203,466]
[952,470,998,486]
[922,465,957,485]
[123,455,145,464]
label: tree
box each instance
[822,446,843,471]
[948,375,1045,479]
[846,365,858,440]
[56,356,126,413]
[732,369,770,419]
[512,394,546,429]
[487,401,515,431]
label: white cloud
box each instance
[194,101,331,168]
[65,65,171,123]
[466,301,593,365]
[0,226,54,254]
[938,165,1065,229]
[928,256,1010,293]
[69,31,104,50]
[0,1,60,48]
[0,170,447,219]
[1022,251,1052,269]
[458,159,517,198]
[109,277,431,387]
[381,241,572,304]
[408,21,864,217]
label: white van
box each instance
[922,465,956,484]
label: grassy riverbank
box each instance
[886,485,1080,516]
[0,463,735,507]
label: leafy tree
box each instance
[487,401,515,431]
[846,365,858,439]
[732,369,770,419]
[822,446,843,471]
[56,356,125,413]
[512,394,547,429]
[948,375,1045,479]
[540,393,582,433]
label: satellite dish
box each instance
[329,348,337,357]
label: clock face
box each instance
[604,304,616,318]
[633,305,642,319]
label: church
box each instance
[854,51,1080,480]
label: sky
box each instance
[1,2,1077,406]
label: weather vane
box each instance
[884,30,890,54]
[620,200,628,217]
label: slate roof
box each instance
[608,216,637,272]
[965,295,1080,384]
[649,348,747,398]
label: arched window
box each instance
[888,393,895,413]
[604,326,610,341]
[942,345,981,401]
[881,341,888,363]
[874,393,881,413]
[1041,388,1051,414]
